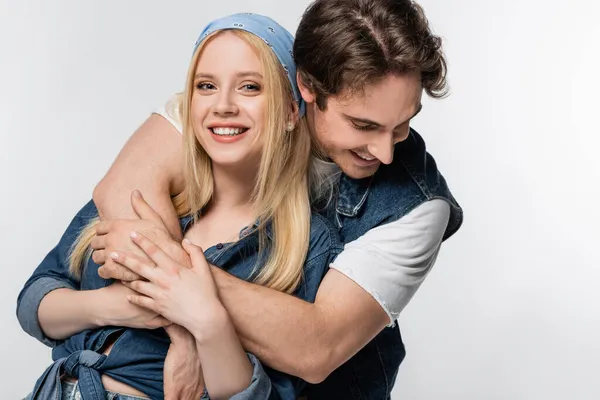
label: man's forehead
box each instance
[334,83,422,125]
[338,72,421,100]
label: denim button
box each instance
[216,243,224,250]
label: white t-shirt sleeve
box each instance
[331,199,451,326]
[153,94,183,134]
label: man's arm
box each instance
[93,113,185,238]
[93,107,449,383]
[212,267,388,383]
[98,205,445,383]
[93,116,385,381]
[214,200,450,383]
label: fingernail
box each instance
[130,231,138,239]
[133,190,141,197]
[110,252,119,260]
[183,238,191,245]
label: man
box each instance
[95,0,463,398]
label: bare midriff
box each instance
[62,337,148,398]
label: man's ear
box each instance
[297,71,316,104]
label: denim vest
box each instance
[17,201,343,400]
[304,129,463,399]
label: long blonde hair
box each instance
[69,29,312,294]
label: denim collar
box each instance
[180,215,273,240]
[335,174,373,217]
[335,129,423,217]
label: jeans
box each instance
[24,380,150,400]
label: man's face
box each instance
[300,72,423,179]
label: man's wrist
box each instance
[165,241,192,268]
[210,265,234,291]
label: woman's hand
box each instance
[111,232,225,339]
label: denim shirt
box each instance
[304,129,463,400]
[17,200,343,400]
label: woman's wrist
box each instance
[190,302,232,346]
[90,286,117,327]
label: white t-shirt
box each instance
[155,95,183,133]
[153,98,451,326]
[331,199,449,325]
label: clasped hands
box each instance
[91,190,212,399]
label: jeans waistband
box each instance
[61,381,150,400]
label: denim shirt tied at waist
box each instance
[17,200,343,400]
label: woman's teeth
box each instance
[211,127,246,136]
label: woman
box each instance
[17,13,342,400]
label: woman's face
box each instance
[191,31,267,169]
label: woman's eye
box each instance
[196,82,216,90]
[241,83,261,91]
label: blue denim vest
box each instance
[17,201,343,400]
[304,129,463,399]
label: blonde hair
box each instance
[69,29,312,294]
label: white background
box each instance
[1,0,598,398]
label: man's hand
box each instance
[164,324,205,400]
[91,190,191,281]
[97,282,171,329]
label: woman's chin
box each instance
[207,153,258,169]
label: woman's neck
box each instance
[184,163,258,250]
[210,163,257,211]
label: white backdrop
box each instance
[1,0,598,398]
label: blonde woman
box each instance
[18,14,342,400]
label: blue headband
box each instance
[193,13,305,117]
